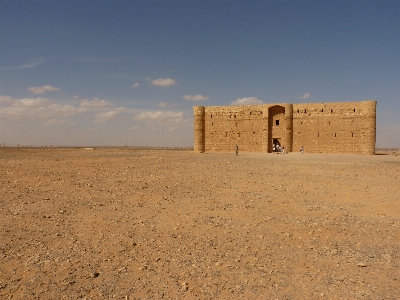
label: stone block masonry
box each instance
[194,100,376,155]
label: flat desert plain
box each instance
[1,148,399,300]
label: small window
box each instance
[351,132,354,137]
[238,133,241,137]
[321,108,324,112]
[305,109,307,113]
[301,121,303,125]
[334,133,337,137]
[331,109,333,113]
[297,109,300,113]
[317,132,320,137]
[211,115,212,118]
[353,108,356,112]
[234,115,236,118]
[275,120,280,126]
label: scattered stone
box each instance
[357,262,367,267]
[181,282,188,292]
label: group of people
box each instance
[273,143,285,154]
[235,144,303,155]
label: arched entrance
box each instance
[268,105,286,152]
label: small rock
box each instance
[89,272,100,278]
[357,262,367,267]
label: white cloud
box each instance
[0,106,29,118]
[41,103,78,117]
[12,97,48,107]
[0,96,14,104]
[0,95,83,119]
[133,111,183,122]
[300,93,310,99]
[94,110,118,123]
[1,58,44,70]
[132,82,140,88]
[28,85,60,94]
[183,94,209,101]
[80,98,113,108]
[158,102,167,107]
[150,78,177,87]
[93,107,126,123]
[0,101,78,119]
[230,97,263,106]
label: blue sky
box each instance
[1,0,399,147]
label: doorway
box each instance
[268,105,286,152]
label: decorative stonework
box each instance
[194,100,376,155]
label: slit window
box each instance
[351,132,354,137]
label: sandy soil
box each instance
[1,148,399,299]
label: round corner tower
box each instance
[193,106,205,153]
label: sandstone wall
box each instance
[292,100,376,155]
[193,100,376,155]
[203,105,266,152]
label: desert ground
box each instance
[1,147,399,299]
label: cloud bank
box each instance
[80,98,113,108]
[183,94,209,101]
[28,85,60,94]
[150,78,177,87]
[230,97,263,105]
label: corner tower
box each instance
[193,106,205,153]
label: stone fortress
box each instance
[194,100,376,155]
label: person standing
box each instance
[235,145,239,156]
[300,146,304,154]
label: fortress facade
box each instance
[194,100,376,155]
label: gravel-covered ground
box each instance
[1,148,399,299]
